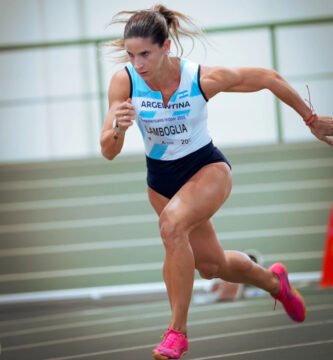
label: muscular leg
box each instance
[148,162,280,335]
[147,188,174,310]
[148,162,232,333]
[190,221,280,292]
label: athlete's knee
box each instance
[159,209,188,250]
[196,262,220,280]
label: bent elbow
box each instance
[101,148,118,161]
[100,137,118,161]
[271,69,283,81]
[264,69,284,90]
[100,143,119,161]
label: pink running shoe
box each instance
[152,328,188,360]
[269,262,306,322]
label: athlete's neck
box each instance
[147,57,181,92]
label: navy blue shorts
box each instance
[146,141,231,199]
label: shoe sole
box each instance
[152,351,188,360]
[290,287,307,322]
[271,263,307,322]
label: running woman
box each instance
[100,5,333,360]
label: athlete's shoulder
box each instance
[199,65,238,99]
[111,67,131,85]
[181,57,200,70]
[108,67,131,101]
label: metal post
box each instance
[270,25,284,144]
[95,43,106,128]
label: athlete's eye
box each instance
[142,51,150,58]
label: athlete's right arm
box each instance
[100,69,135,160]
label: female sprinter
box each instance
[100,5,333,360]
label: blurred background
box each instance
[0,0,332,304]
[1,0,333,162]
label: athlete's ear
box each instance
[127,98,132,103]
[163,39,171,55]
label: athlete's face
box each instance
[125,37,170,79]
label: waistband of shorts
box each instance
[146,141,213,168]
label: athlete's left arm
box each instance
[200,66,333,145]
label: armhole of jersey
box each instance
[124,66,133,99]
[197,65,209,102]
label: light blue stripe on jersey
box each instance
[137,121,145,138]
[149,144,169,159]
[172,110,190,116]
[169,91,178,103]
[139,111,156,118]
[126,64,161,99]
[190,77,202,97]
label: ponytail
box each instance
[105,4,204,62]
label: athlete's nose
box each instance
[133,58,144,71]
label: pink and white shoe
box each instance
[269,262,306,322]
[152,327,188,360]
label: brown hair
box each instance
[106,4,204,62]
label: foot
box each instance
[152,327,188,359]
[269,262,306,322]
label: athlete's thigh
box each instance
[147,186,169,215]
[148,178,228,268]
[162,162,232,230]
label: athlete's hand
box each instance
[114,98,135,132]
[309,115,333,146]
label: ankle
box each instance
[270,273,281,295]
[169,324,187,336]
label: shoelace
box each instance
[160,328,173,340]
[161,330,184,350]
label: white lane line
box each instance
[190,339,333,360]
[0,172,146,190]
[0,157,332,190]
[232,178,333,194]
[0,213,156,234]
[0,201,330,234]
[0,250,323,283]
[0,155,143,171]
[0,297,267,338]
[1,178,332,211]
[0,225,325,257]
[0,271,321,306]
[43,319,333,360]
[0,300,169,327]
[4,304,333,352]
[0,262,163,282]
[1,301,332,340]
[234,158,333,174]
[0,193,148,211]
[4,312,277,351]
[0,295,271,327]
[264,250,323,261]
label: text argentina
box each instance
[141,100,190,109]
[145,124,188,136]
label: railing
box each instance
[1,16,332,144]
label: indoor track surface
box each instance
[1,284,333,360]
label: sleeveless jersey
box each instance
[125,58,211,160]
